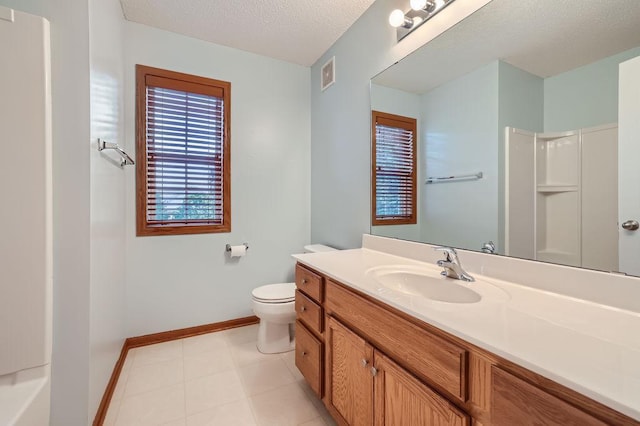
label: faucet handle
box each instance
[434,246,458,262]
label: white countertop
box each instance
[293,248,640,420]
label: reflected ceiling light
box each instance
[389,0,457,41]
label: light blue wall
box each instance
[370,84,422,240]
[310,3,394,249]
[544,47,640,132]
[420,61,499,249]
[310,0,490,248]
[497,62,544,251]
[88,0,127,418]
[371,60,543,252]
[124,22,311,336]
[0,0,92,424]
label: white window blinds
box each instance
[146,82,224,224]
[372,112,417,225]
[136,65,231,236]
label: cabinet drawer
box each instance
[295,321,323,397]
[295,264,323,303]
[295,290,323,334]
[326,280,468,402]
[491,367,606,426]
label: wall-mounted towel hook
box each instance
[97,138,135,168]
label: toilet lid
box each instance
[252,283,296,303]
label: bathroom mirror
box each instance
[371,0,640,276]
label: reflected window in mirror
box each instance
[371,111,417,226]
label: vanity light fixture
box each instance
[389,0,456,41]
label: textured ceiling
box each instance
[119,0,377,66]
[373,0,640,93]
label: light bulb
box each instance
[388,9,406,27]
[410,0,427,11]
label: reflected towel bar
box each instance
[97,138,135,167]
[426,172,483,184]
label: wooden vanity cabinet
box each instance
[374,351,470,426]
[325,316,469,426]
[295,263,638,426]
[295,320,323,396]
[325,278,467,403]
[294,264,325,398]
[490,367,606,426]
[325,317,374,425]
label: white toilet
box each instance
[252,244,336,354]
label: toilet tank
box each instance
[303,244,337,253]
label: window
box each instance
[371,111,417,225]
[136,65,231,236]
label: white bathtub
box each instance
[0,365,50,426]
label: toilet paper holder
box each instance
[225,243,249,252]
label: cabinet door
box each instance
[374,351,470,426]
[326,316,374,425]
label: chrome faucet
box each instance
[481,240,496,254]
[435,247,475,282]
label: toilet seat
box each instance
[251,283,295,304]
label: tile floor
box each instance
[104,324,336,426]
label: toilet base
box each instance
[256,321,295,354]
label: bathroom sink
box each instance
[366,265,508,304]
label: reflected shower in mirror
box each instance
[370,0,640,276]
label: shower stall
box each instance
[0,6,52,425]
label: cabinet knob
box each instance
[361,359,368,367]
[300,306,306,312]
[371,366,378,377]
[301,279,308,285]
[302,351,307,356]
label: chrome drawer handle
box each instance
[361,359,368,367]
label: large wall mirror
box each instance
[371,0,640,277]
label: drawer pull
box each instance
[371,366,378,377]
[302,351,307,356]
[361,359,368,367]
[300,306,307,312]
[301,279,308,285]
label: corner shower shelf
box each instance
[537,184,579,193]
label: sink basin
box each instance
[366,265,509,304]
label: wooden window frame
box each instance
[136,65,231,236]
[371,111,418,226]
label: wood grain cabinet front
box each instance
[295,264,324,303]
[325,316,470,426]
[295,265,327,399]
[295,290,323,334]
[294,262,639,426]
[374,351,470,426]
[326,316,374,426]
[491,366,606,426]
[295,320,323,397]
[325,279,467,402]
